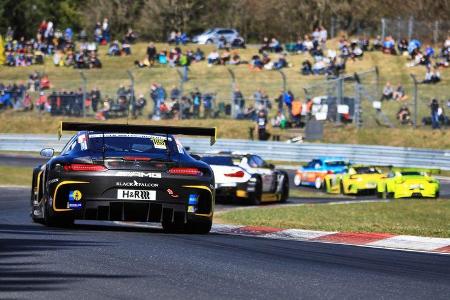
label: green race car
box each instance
[376,169,440,199]
[324,166,386,195]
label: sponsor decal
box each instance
[48,178,59,184]
[69,190,82,201]
[166,188,179,198]
[188,194,199,205]
[117,189,156,200]
[187,205,196,213]
[115,171,162,178]
[68,190,82,209]
[116,180,159,188]
[150,136,167,150]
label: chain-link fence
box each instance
[302,68,394,128]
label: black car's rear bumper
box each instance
[47,172,214,222]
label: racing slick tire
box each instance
[30,170,44,224]
[314,177,322,190]
[186,219,212,234]
[42,199,74,228]
[248,177,262,205]
[279,176,289,203]
[340,182,346,195]
[162,219,212,234]
[293,174,302,186]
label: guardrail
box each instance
[0,134,449,170]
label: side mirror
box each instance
[184,146,191,152]
[40,148,54,158]
[191,154,201,160]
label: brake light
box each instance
[63,164,107,172]
[123,156,152,161]
[225,170,245,178]
[327,170,334,175]
[168,167,202,176]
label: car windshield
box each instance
[354,167,379,174]
[87,133,179,157]
[202,29,213,35]
[201,156,234,166]
[325,161,346,167]
[401,171,422,176]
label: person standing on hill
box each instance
[430,98,440,129]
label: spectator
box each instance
[272,54,288,70]
[319,26,328,49]
[146,42,157,66]
[207,50,220,66]
[430,98,440,129]
[259,37,270,53]
[124,28,137,44]
[269,38,283,53]
[301,60,313,75]
[170,86,181,101]
[194,48,205,61]
[233,88,245,116]
[380,82,394,101]
[398,39,408,54]
[102,18,111,43]
[382,36,396,55]
[191,88,202,118]
[91,87,101,112]
[107,40,121,56]
[256,110,270,141]
[133,94,147,118]
[396,105,412,125]
[372,35,382,51]
[393,83,407,101]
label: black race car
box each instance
[31,122,216,234]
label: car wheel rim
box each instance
[315,178,322,189]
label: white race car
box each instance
[200,152,289,205]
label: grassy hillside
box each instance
[0,41,449,148]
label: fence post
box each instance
[127,70,135,120]
[354,81,362,129]
[175,68,184,119]
[410,74,418,128]
[381,18,386,42]
[336,76,343,125]
[330,17,336,39]
[79,71,87,118]
[433,20,439,44]
[226,68,236,118]
[408,16,414,41]
[396,17,401,41]
[375,66,380,100]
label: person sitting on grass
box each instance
[207,50,220,66]
[422,67,441,84]
[398,38,408,55]
[393,83,408,101]
[380,82,394,101]
[382,36,396,55]
[107,40,121,56]
[220,48,231,64]
[194,48,205,61]
[396,105,412,125]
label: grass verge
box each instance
[0,165,32,186]
[215,199,450,238]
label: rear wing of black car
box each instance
[59,122,217,145]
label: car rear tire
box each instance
[248,177,262,205]
[43,200,74,228]
[314,178,322,190]
[187,219,212,234]
[294,174,302,186]
[279,177,289,203]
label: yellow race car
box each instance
[324,166,386,195]
[376,169,440,199]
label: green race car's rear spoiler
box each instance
[391,167,440,174]
[59,122,217,145]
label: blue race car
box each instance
[294,157,348,189]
